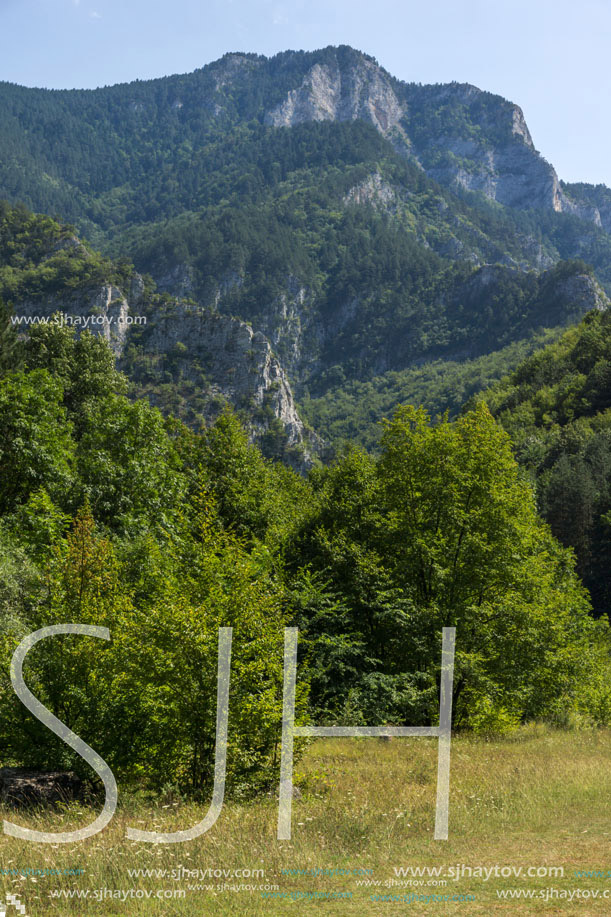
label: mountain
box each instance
[1,45,608,229]
[0,202,316,468]
[1,45,610,453]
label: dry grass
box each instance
[1,726,610,915]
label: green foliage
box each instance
[0,296,21,375]
[3,46,611,418]
[181,410,311,548]
[481,307,611,616]
[0,319,608,796]
[2,46,611,297]
[0,201,114,300]
[0,369,75,515]
[24,321,127,429]
[0,326,311,792]
[0,52,610,775]
[300,329,562,453]
[0,500,295,794]
[288,404,611,728]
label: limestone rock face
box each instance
[511,105,534,147]
[19,283,130,357]
[265,57,404,138]
[89,283,131,355]
[459,264,608,317]
[344,171,396,209]
[561,183,611,232]
[436,139,564,212]
[399,84,566,213]
[14,277,315,469]
[131,303,310,453]
[263,50,599,221]
[212,52,261,90]
[241,277,322,382]
[551,271,609,315]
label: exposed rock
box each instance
[15,280,317,469]
[130,271,146,303]
[400,84,566,212]
[441,141,564,212]
[265,56,406,141]
[344,171,396,209]
[157,263,196,298]
[511,106,534,147]
[551,271,609,315]
[263,50,602,221]
[19,283,130,357]
[208,271,323,384]
[211,52,261,91]
[561,182,610,229]
[0,768,83,806]
[131,302,310,456]
[90,283,131,356]
[562,197,602,226]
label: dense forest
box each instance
[1,46,611,798]
[0,313,609,794]
[480,308,611,617]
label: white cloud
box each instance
[90,10,102,18]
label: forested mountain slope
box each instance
[1,46,611,755]
[0,202,316,467]
[1,45,611,453]
[481,308,611,617]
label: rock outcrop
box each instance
[127,301,314,466]
[15,277,315,469]
[344,171,397,209]
[562,182,611,232]
[548,270,609,315]
[265,56,406,142]
[0,768,84,806]
[262,49,600,220]
[18,283,130,357]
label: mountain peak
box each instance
[264,53,404,138]
[0,45,608,222]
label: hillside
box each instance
[0,43,610,847]
[480,308,611,616]
[0,201,316,467]
[1,46,611,446]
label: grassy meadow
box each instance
[1,726,610,915]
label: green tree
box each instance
[0,496,303,793]
[75,394,185,534]
[290,404,611,730]
[0,297,22,376]
[0,369,74,515]
[24,322,127,432]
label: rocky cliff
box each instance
[2,50,611,461]
[122,295,315,468]
[262,51,586,217]
[264,56,407,145]
[19,282,131,357]
[7,256,315,469]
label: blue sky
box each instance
[1,0,609,185]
